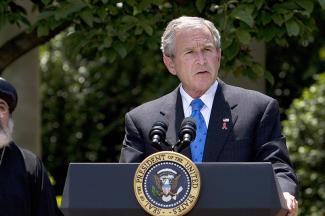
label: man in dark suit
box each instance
[119,16,298,215]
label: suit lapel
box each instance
[159,87,191,158]
[158,88,180,149]
[175,91,192,158]
[203,81,238,162]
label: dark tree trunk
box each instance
[0,22,70,73]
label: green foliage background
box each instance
[266,3,325,119]
[283,73,325,216]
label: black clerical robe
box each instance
[0,142,62,216]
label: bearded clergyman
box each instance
[0,77,63,216]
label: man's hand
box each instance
[283,192,298,216]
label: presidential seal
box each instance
[134,151,201,216]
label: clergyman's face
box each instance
[0,99,9,127]
[163,26,221,98]
[0,99,12,148]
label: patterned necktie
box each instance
[190,99,207,163]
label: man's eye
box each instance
[185,51,193,54]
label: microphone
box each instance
[176,117,196,152]
[149,121,168,150]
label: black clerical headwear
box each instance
[0,77,18,113]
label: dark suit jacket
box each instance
[119,80,298,195]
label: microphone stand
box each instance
[172,140,190,153]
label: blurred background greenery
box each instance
[284,73,325,216]
[0,0,324,215]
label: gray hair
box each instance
[161,16,221,57]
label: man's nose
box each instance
[196,52,206,65]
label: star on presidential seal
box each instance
[134,151,201,216]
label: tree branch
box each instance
[0,22,70,73]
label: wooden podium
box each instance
[61,162,288,216]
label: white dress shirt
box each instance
[180,80,218,127]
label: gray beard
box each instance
[0,118,13,149]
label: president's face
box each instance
[163,26,221,98]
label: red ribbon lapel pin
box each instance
[222,118,229,130]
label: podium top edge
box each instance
[68,162,272,165]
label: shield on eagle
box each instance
[153,168,182,202]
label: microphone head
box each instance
[180,117,196,130]
[149,121,168,139]
[149,121,169,150]
[155,121,168,131]
[179,117,196,139]
[174,117,197,152]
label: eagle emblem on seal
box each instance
[152,168,183,202]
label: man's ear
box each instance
[163,55,176,75]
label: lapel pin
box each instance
[222,118,229,130]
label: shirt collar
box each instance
[180,80,218,111]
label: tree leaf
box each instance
[41,0,51,6]
[80,10,95,27]
[222,36,234,50]
[273,2,297,11]
[196,0,205,13]
[224,39,240,60]
[252,63,264,77]
[231,8,254,27]
[37,24,49,37]
[0,14,8,30]
[134,26,143,35]
[141,22,153,36]
[138,0,152,12]
[104,37,112,48]
[283,12,294,22]
[113,43,127,58]
[254,0,264,10]
[272,13,284,26]
[286,19,300,36]
[236,29,251,45]
[107,5,118,16]
[99,37,112,50]
[242,66,257,79]
[296,0,314,13]
[8,2,26,15]
[261,26,277,41]
[20,16,31,27]
[54,1,86,20]
[261,11,272,25]
[319,0,325,9]
[37,11,55,21]
[105,50,117,63]
[121,15,138,24]
[264,70,274,85]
